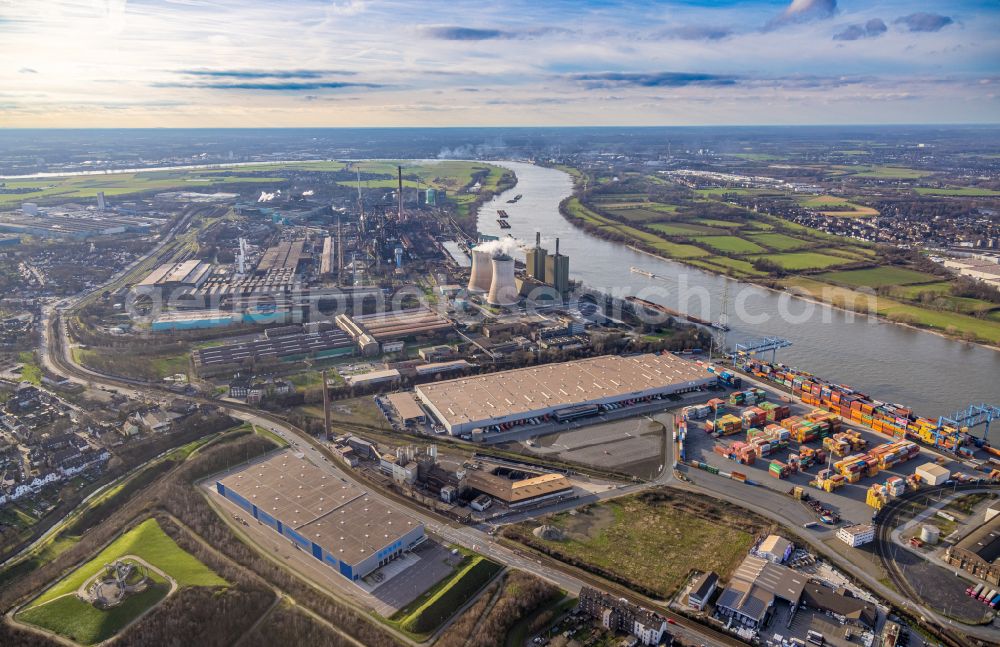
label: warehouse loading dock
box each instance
[414,353,713,436]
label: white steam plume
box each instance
[473,236,524,257]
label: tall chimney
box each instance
[556,237,560,256]
[535,231,541,248]
[322,369,332,441]
[397,165,404,222]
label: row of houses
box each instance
[579,587,673,646]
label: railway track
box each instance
[873,483,1000,647]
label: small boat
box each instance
[497,209,510,218]
[497,219,511,229]
[630,267,655,278]
[711,321,731,332]
[506,194,522,203]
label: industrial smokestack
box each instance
[535,232,541,248]
[467,249,493,292]
[556,237,560,256]
[397,165,403,222]
[487,254,519,306]
[322,369,332,441]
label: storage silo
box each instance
[486,254,519,306]
[467,250,493,293]
[920,525,940,545]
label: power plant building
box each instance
[215,451,425,582]
[544,238,570,296]
[415,353,713,436]
[525,233,548,282]
[486,254,519,306]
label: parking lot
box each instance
[513,416,666,478]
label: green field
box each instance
[746,232,812,251]
[647,240,711,258]
[817,267,940,288]
[393,556,502,635]
[750,251,850,270]
[606,207,674,223]
[914,187,1000,197]
[509,495,755,597]
[692,218,744,228]
[692,235,766,254]
[889,281,954,299]
[799,195,849,208]
[699,256,769,276]
[786,277,1000,344]
[849,165,933,179]
[0,170,287,208]
[649,222,723,236]
[18,518,225,644]
[17,574,170,645]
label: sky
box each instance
[1,0,998,127]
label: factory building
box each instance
[415,353,713,436]
[335,307,453,356]
[945,514,1000,585]
[215,451,425,582]
[151,310,238,332]
[135,259,214,296]
[466,469,572,508]
[193,328,354,376]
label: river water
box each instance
[476,161,1000,432]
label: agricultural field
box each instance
[746,232,813,251]
[691,235,767,254]
[817,267,940,288]
[605,207,677,223]
[846,165,933,179]
[504,491,761,598]
[0,170,287,208]
[648,222,723,236]
[914,187,1000,197]
[17,518,226,645]
[750,251,852,270]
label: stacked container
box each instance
[834,453,868,483]
[869,441,920,470]
[737,357,964,450]
[866,484,889,510]
[741,406,767,429]
[758,401,791,423]
[704,414,742,436]
[769,460,790,479]
[885,475,906,497]
[682,404,712,421]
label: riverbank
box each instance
[561,196,1000,348]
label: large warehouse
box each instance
[215,451,425,581]
[415,353,713,436]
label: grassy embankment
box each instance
[16,518,226,645]
[389,553,503,637]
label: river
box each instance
[476,161,1000,435]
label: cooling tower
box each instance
[467,250,493,292]
[487,254,519,306]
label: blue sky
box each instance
[1,0,997,126]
